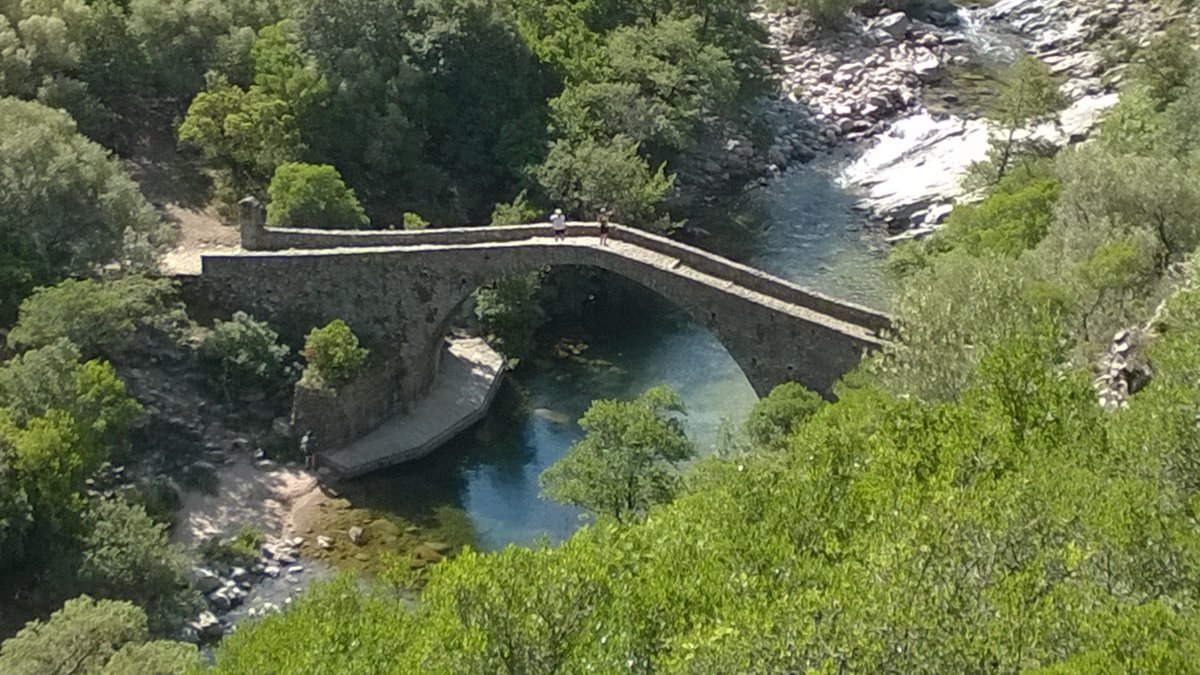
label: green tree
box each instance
[540,385,693,522]
[294,0,431,216]
[178,21,326,204]
[0,340,140,564]
[744,382,823,448]
[534,135,674,230]
[0,98,170,319]
[490,189,541,225]
[1130,24,1197,107]
[979,56,1067,182]
[199,311,291,398]
[552,17,738,157]
[0,595,147,675]
[301,319,369,388]
[77,499,201,635]
[8,277,185,359]
[1052,143,1200,275]
[401,212,429,230]
[0,454,33,570]
[265,162,368,229]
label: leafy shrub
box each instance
[744,382,824,447]
[402,212,430,230]
[121,476,183,527]
[266,162,368,229]
[490,190,540,225]
[8,276,185,358]
[200,523,265,568]
[0,340,142,558]
[199,311,291,397]
[540,385,694,522]
[301,320,368,388]
[103,640,200,675]
[78,499,201,635]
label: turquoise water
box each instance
[344,161,888,550]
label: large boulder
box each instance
[191,567,223,595]
[870,12,912,40]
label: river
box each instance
[340,159,890,551]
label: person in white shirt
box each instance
[551,208,567,241]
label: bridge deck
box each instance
[320,337,505,478]
[214,234,886,345]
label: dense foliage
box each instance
[0,340,141,571]
[473,273,546,361]
[0,596,197,675]
[0,99,172,320]
[265,162,368,229]
[77,499,200,635]
[170,0,770,227]
[8,0,1200,671]
[8,277,185,359]
[301,319,369,388]
[199,311,292,397]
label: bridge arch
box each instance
[196,207,889,405]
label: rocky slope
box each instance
[681,0,1196,231]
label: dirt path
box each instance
[159,204,240,276]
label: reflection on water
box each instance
[344,305,757,550]
[348,160,886,552]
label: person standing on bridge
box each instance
[597,207,611,247]
[551,208,567,241]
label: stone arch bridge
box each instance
[196,202,891,407]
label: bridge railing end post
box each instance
[238,196,268,250]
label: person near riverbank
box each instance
[300,431,316,470]
[597,207,611,246]
[551,208,567,241]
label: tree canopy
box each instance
[0,98,170,320]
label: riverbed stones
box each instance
[348,525,365,546]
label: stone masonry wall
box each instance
[290,357,406,455]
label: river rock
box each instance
[193,612,224,641]
[192,567,223,595]
[413,545,443,563]
[908,53,944,83]
[317,535,333,549]
[870,12,912,40]
[348,525,365,546]
[424,541,453,554]
[208,590,232,612]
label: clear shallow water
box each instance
[345,160,888,552]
